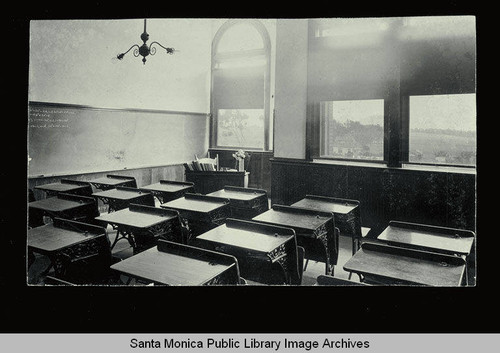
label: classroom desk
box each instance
[28,193,98,228]
[185,170,249,194]
[140,180,195,204]
[34,179,92,197]
[194,218,300,285]
[343,242,466,286]
[292,195,362,255]
[92,186,155,213]
[161,193,231,240]
[28,218,110,282]
[88,174,137,191]
[375,221,476,285]
[110,239,241,285]
[252,205,338,276]
[95,204,185,252]
[207,186,269,220]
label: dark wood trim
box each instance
[270,157,476,233]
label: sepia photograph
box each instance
[5,3,494,344]
[26,16,477,289]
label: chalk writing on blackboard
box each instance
[28,107,74,128]
[28,117,70,129]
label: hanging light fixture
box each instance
[117,19,176,65]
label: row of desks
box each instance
[29,176,475,286]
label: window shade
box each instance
[212,66,265,109]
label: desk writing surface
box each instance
[377,225,474,255]
[197,224,291,253]
[89,177,130,186]
[29,197,92,212]
[92,188,146,200]
[292,198,356,215]
[343,244,465,286]
[140,182,192,193]
[110,246,231,285]
[253,209,331,231]
[35,182,87,194]
[207,189,262,201]
[162,197,226,213]
[95,208,176,228]
[28,224,99,252]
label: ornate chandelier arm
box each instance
[117,44,141,60]
[148,41,176,56]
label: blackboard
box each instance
[28,102,209,177]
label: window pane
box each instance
[320,99,384,160]
[409,94,476,166]
[217,23,264,53]
[217,109,264,149]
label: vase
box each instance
[238,159,245,172]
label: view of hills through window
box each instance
[320,99,384,160]
[409,94,476,166]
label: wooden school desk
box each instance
[375,221,476,285]
[207,186,269,220]
[28,218,110,283]
[185,170,249,194]
[161,193,231,241]
[292,195,362,255]
[95,204,186,252]
[28,193,99,228]
[252,205,338,276]
[194,218,301,285]
[34,179,93,197]
[92,186,155,213]
[140,180,195,204]
[88,174,137,191]
[110,239,241,285]
[343,242,466,286]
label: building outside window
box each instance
[320,99,385,161]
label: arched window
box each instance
[211,20,272,150]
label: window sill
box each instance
[312,158,387,169]
[401,163,476,175]
[209,147,274,153]
[312,158,476,175]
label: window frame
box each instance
[401,93,477,169]
[210,19,272,152]
[306,19,476,170]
